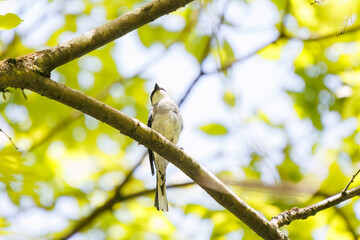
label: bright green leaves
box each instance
[290,0,360,36]
[184,204,212,218]
[244,152,263,179]
[185,33,212,63]
[288,88,323,130]
[319,161,349,193]
[289,44,334,130]
[213,39,236,69]
[0,148,45,206]
[184,204,242,239]
[342,87,360,122]
[258,42,283,60]
[138,24,182,48]
[199,123,228,136]
[0,13,23,30]
[277,145,302,183]
[222,90,236,107]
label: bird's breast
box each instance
[152,101,182,143]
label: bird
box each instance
[147,83,183,211]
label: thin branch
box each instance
[60,182,194,240]
[0,128,18,150]
[114,151,147,195]
[338,0,355,36]
[211,37,281,74]
[284,25,360,42]
[178,33,214,107]
[178,0,236,107]
[334,205,358,239]
[310,0,324,5]
[342,169,360,195]
[209,24,360,76]
[271,184,360,228]
[178,70,204,107]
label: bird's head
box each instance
[150,83,169,105]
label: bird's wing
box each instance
[147,110,155,176]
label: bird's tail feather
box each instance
[154,171,168,211]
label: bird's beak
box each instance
[154,83,160,91]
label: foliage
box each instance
[0,13,22,30]
[1,0,360,239]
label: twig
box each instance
[0,128,18,150]
[342,169,360,195]
[310,0,324,5]
[283,25,360,42]
[178,70,204,107]
[337,0,355,36]
[334,205,358,239]
[114,151,147,195]
[210,37,281,75]
[271,183,360,228]
[178,33,213,107]
[59,182,194,240]
[178,0,241,107]
[59,156,146,240]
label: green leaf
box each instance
[184,204,212,218]
[138,24,180,48]
[258,43,282,60]
[220,40,235,68]
[184,34,211,63]
[319,161,348,193]
[222,90,236,107]
[277,145,302,182]
[0,13,23,30]
[199,123,228,135]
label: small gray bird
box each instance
[148,83,183,211]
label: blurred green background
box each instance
[1,0,360,239]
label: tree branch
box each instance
[271,184,360,228]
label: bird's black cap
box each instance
[154,83,160,91]
[150,83,165,104]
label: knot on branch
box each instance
[271,207,315,228]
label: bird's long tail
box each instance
[155,170,168,211]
